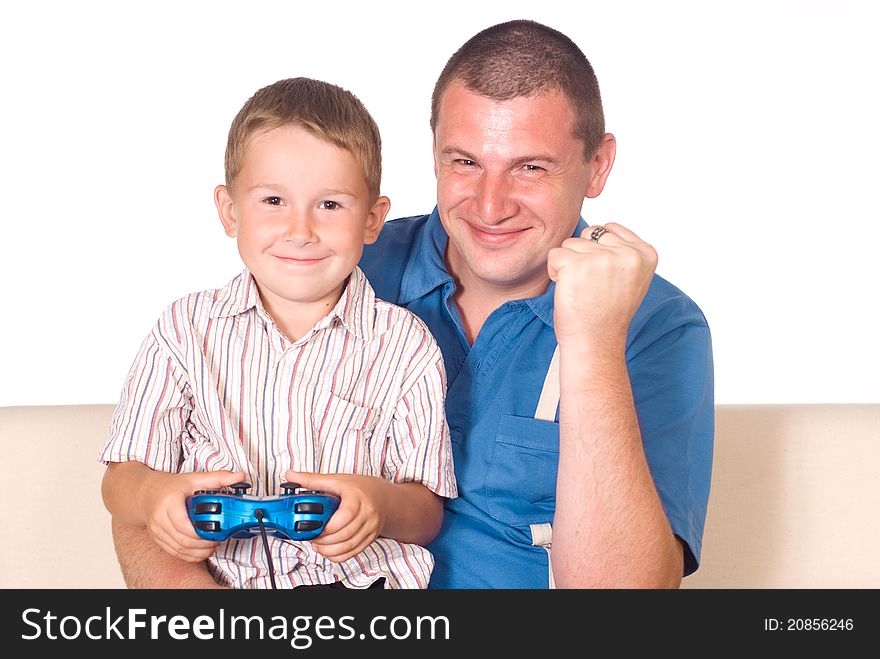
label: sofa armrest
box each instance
[0,404,124,588]
[683,404,880,588]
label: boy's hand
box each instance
[142,470,246,563]
[284,471,387,563]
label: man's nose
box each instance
[475,171,516,225]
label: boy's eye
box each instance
[319,200,341,210]
[263,196,283,206]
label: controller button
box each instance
[281,482,301,494]
[295,520,323,532]
[195,502,222,514]
[294,502,324,514]
[230,482,252,495]
[195,521,221,532]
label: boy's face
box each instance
[215,124,388,320]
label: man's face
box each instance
[433,82,608,297]
[216,124,385,320]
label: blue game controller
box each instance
[186,481,340,542]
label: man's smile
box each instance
[465,221,531,246]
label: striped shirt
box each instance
[99,266,457,589]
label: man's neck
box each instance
[448,259,549,346]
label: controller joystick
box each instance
[230,482,252,495]
[186,482,340,542]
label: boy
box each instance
[99,77,457,589]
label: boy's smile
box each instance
[214,123,389,340]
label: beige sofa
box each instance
[1,403,877,589]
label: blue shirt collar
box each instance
[399,207,453,304]
[399,207,589,329]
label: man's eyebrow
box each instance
[510,154,558,167]
[439,147,558,166]
[439,147,479,161]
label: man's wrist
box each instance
[558,339,627,369]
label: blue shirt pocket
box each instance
[485,414,559,528]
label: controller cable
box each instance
[253,509,278,590]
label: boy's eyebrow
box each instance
[246,183,359,197]
[246,182,283,191]
[317,188,359,197]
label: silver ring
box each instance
[589,226,608,243]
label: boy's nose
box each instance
[282,212,318,244]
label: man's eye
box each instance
[319,200,341,210]
[524,164,544,172]
[454,159,476,167]
[263,196,283,206]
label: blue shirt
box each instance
[360,208,714,588]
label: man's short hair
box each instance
[430,20,605,160]
[225,77,382,201]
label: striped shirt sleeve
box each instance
[99,325,192,473]
[386,326,458,499]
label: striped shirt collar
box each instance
[209,266,376,343]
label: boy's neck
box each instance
[256,282,346,343]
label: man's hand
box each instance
[547,222,657,350]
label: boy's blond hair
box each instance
[225,77,382,201]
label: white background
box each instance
[1,0,878,406]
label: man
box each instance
[111,19,713,589]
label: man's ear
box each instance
[214,184,238,237]
[585,133,617,199]
[363,195,391,245]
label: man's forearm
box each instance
[551,345,683,588]
[112,520,226,589]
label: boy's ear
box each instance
[363,195,390,245]
[214,184,238,237]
